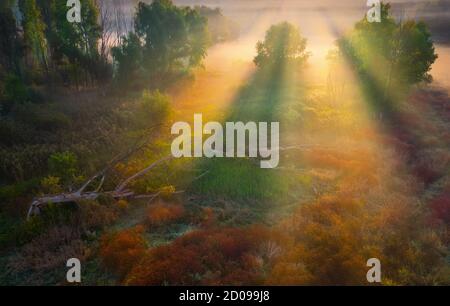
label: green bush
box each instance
[3,75,30,104]
[0,179,40,203]
[135,90,171,128]
[0,75,42,114]
[0,118,31,146]
[12,103,71,131]
[48,151,79,186]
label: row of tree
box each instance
[112,0,209,87]
[1,0,107,89]
[0,0,237,114]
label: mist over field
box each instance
[143,0,449,86]
[0,0,449,287]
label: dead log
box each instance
[26,190,135,218]
[27,155,174,219]
[26,142,339,219]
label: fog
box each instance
[113,0,450,87]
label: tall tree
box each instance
[254,22,310,68]
[338,3,437,94]
[132,0,209,78]
[195,6,239,44]
[19,0,48,73]
[38,0,103,86]
[0,2,23,75]
[111,32,143,83]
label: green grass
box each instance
[191,158,289,200]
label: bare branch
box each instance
[115,155,174,193]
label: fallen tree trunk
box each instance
[26,142,337,219]
[27,190,135,218]
[27,155,174,219]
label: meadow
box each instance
[0,0,449,285]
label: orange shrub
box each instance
[429,190,450,228]
[146,202,185,227]
[200,207,216,228]
[117,199,129,211]
[99,226,147,278]
[268,196,373,285]
[124,226,269,285]
[269,193,449,285]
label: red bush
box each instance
[124,226,269,285]
[146,202,185,227]
[430,191,450,224]
[99,226,147,278]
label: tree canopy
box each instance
[254,22,310,68]
[113,0,209,84]
[338,3,437,89]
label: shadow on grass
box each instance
[323,11,447,187]
[188,60,300,204]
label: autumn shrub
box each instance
[77,200,119,232]
[159,185,176,200]
[124,226,270,285]
[413,149,449,185]
[374,197,449,285]
[99,226,147,279]
[40,176,63,194]
[429,191,450,225]
[200,207,216,228]
[268,196,372,285]
[305,149,375,173]
[268,194,450,285]
[146,201,185,227]
[116,199,129,211]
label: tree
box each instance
[0,2,27,113]
[338,3,437,95]
[254,22,309,68]
[0,2,24,76]
[111,33,142,83]
[43,0,104,86]
[183,7,210,68]
[19,0,48,74]
[113,0,209,84]
[195,6,239,44]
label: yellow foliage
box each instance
[117,199,129,210]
